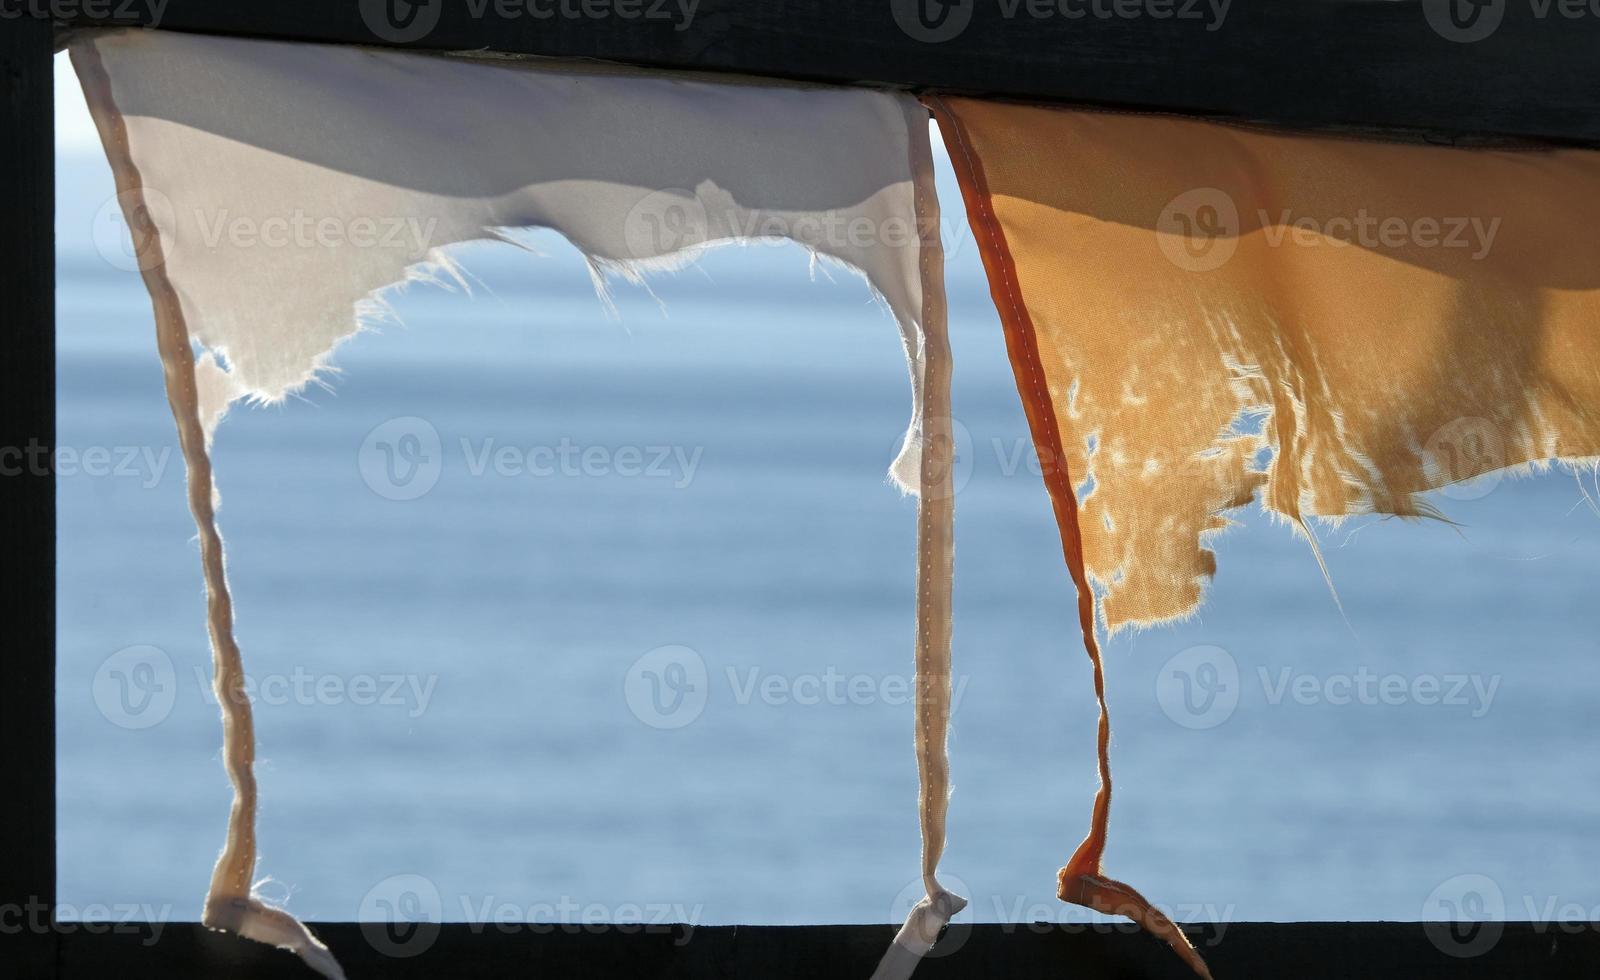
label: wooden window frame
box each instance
[6,4,1598,975]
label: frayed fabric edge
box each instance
[927,95,1211,980]
[72,42,345,980]
[186,231,929,498]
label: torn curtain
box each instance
[934,96,1600,632]
[68,24,1600,980]
[73,29,960,980]
[931,95,1600,977]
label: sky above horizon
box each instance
[55,53,99,155]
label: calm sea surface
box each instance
[55,142,1600,929]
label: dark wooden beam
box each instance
[53,920,1600,979]
[48,0,1600,147]
[21,3,1600,976]
[0,11,56,980]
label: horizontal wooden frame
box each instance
[11,4,1600,977]
[50,921,1600,978]
[44,0,1600,148]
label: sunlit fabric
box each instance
[69,30,940,489]
[931,94,1600,978]
[935,97,1600,631]
[74,29,960,979]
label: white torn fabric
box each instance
[72,28,961,979]
[71,29,935,488]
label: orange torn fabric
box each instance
[930,94,1600,978]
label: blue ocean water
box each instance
[54,135,1600,933]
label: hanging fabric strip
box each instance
[870,98,966,980]
[72,28,960,978]
[73,43,346,979]
[930,92,1600,977]
[928,96,1211,979]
